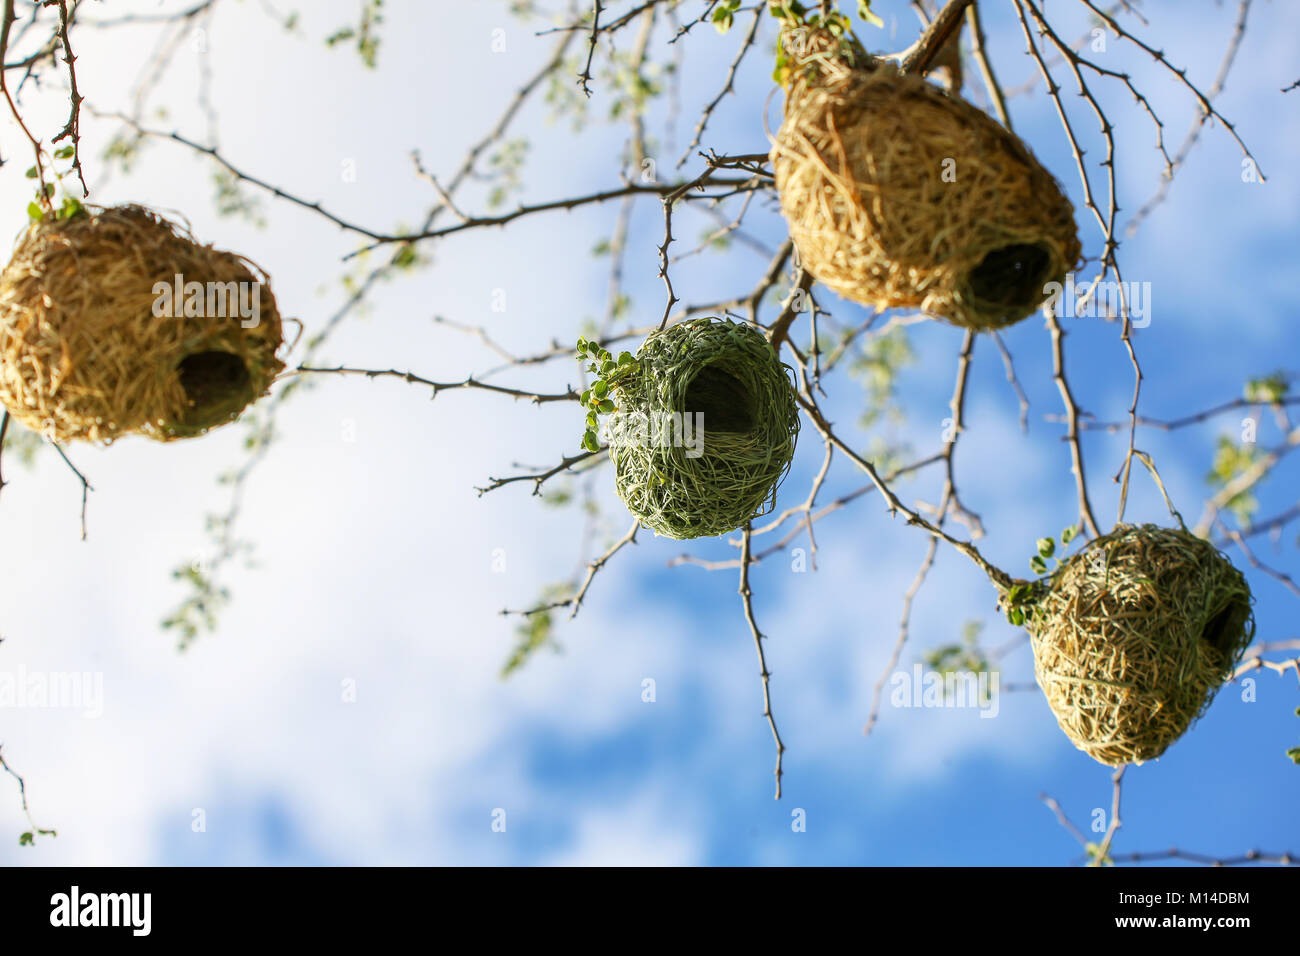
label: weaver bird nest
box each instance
[770,25,1081,330]
[1020,524,1254,766]
[0,204,285,443]
[605,317,799,540]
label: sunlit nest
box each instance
[606,317,800,540]
[1021,523,1254,766]
[770,26,1081,330]
[0,204,286,444]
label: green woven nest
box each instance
[1023,524,1254,766]
[606,318,799,539]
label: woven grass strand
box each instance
[607,317,799,540]
[771,25,1081,330]
[0,204,285,443]
[1023,524,1254,766]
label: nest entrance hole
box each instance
[1201,598,1251,660]
[685,364,756,434]
[177,350,253,426]
[967,242,1053,311]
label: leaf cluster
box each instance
[924,620,992,678]
[24,145,82,222]
[766,1,882,85]
[1003,525,1080,627]
[575,336,639,452]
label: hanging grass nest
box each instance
[0,204,285,443]
[605,317,799,540]
[770,25,1081,330]
[1021,524,1254,766]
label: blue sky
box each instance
[0,0,1296,866]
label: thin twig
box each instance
[739,526,785,799]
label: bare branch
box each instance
[295,364,580,405]
[739,526,785,799]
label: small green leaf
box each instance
[598,399,615,414]
[1037,537,1055,559]
[857,1,884,28]
[1244,373,1288,404]
[27,201,43,221]
[1061,525,1078,545]
[1030,555,1048,576]
[592,380,608,399]
[24,166,37,179]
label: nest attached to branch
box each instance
[770,26,1080,330]
[1023,524,1254,766]
[606,317,799,540]
[0,204,285,443]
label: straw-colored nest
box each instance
[1023,524,1254,766]
[770,26,1081,330]
[605,317,799,540]
[0,204,285,443]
